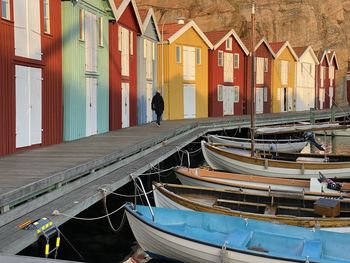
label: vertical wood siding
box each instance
[0,18,15,156]
[246,42,273,114]
[109,3,140,130]
[62,1,110,141]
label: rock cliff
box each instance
[136,0,350,106]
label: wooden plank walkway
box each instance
[0,254,82,263]
[0,108,348,255]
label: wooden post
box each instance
[250,0,256,157]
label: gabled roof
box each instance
[269,41,298,61]
[204,29,249,55]
[113,0,143,34]
[328,51,339,70]
[255,38,276,58]
[316,49,330,66]
[293,46,319,65]
[162,20,213,49]
[139,8,161,41]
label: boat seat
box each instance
[225,229,251,247]
[301,240,322,258]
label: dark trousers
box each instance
[156,113,162,125]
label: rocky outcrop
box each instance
[137,0,350,105]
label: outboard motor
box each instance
[303,131,325,151]
[318,172,342,191]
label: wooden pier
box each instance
[0,108,349,256]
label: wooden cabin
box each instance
[294,46,319,111]
[158,20,213,120]
[109,0,142,130]
[270,41,298,113]
[0,0,62,156]
[137,8,160,125]
[326,50,339,108]
[62,0,116,141]
[205,29,249,117]
[244,38,276,114]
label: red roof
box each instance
[114,0,123,8]
[269,41,286,53]
[204,30,230,46]
[162,23,186,41]
[293,46,308,57]
[138,9,148,23]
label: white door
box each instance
[319,88,325,110]
[288,87,293,111]
[122,82,130,128]
[223,86,234,115]
[86,78,97,136]
[183,46,195,81]
[184,84,196,118]
[329,87,334,108]
[280,87,287,112]
[146,83,153,123]
[256,88,264,114]
[16,65,42,148]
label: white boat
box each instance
[125,203,350,263]
[201,140,350,179]
[207,134,308,152]
[314,128,350,137]
[174,167,350,194]
[152,182,350,230]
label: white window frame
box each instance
[130,31,133,55]
[218,51,223,67]
[233,53,239,69]
[233,86,239,103]
[98,17,103,46]
[43,0,50,34]
[79,9,85,41]
[1,0,10,20]
[196,48,201,65]
[226,37,232,50]
[118,26,122,51]
[264,58,268,72]
[176,46,181,63]
[217,85,223,101]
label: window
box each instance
[98,17,103,46]
[130,31,133,55]
[256,57,264,84]
[176,46,181,63]
[226,37,232,50]
[280,60,289,85]
[218,51,223,66]
[118,26,122,51]
[43,0,50,33]
[120,26,129,76]
[264,58,268,72]
[233,86,239,103]
[217,85,223,101]
[224,52,233,82]
[329,65,335,81]
[1,0,10,20]
[196,48,201,65]
[145,39,153,79]
[233,54,239,68]
[79,9,85,41]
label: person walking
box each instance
[151,91,164,126]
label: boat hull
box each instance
[202,141,350,179]
[126,204,350,263]
[207,135,307,153]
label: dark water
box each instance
[19,134,350,262]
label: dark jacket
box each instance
[151,92,164,115]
